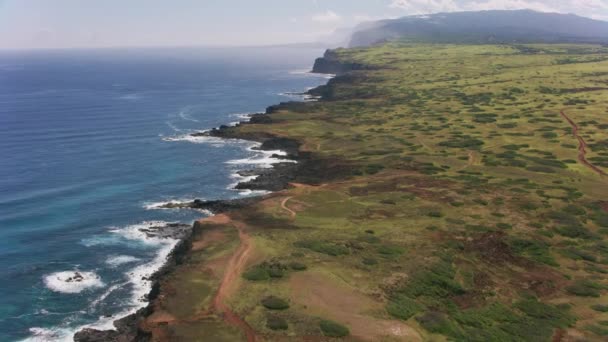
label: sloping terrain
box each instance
[349,10,608,47]
[142,43,608,341]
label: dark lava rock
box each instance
[137,222,191,240]
[235,162,298,192]
[73,311,148,342]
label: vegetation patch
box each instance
[319,319,350,337]
[294,240,349,256]
[266,315,288,330]
[261,296,290,310]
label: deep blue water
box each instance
[0,46,327,341]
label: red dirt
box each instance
[211,220,257,342]
[280,196,297,219]
[560,110,607,177]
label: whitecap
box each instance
[108,221,172,246]
[43,271,104,294]
[118,93,141,101]
[237,189,271,197]
[22,327,75,342]
[105,255,141,267]
[162,132,227,146]
[127,240,177,305]
[226,147,295,168]
[177,107,199,122]
[143,199,196,210]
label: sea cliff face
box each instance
[311,49,367,75]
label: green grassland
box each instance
[150,44,608,341]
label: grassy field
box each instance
[143,43,608,341]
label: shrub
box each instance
[556,225,594,239]
[243,267,270,281]
[320,319,350,337]
[496,223,512,230]
[266,315,288,330]
[387,295,422,320]
[294,240,349,256]
[566,280,604,297]
[377,244,405,257]
[591,304,608,312]
[289,262,307,271]
[473,113,498,123]
[261,296,290,310]
[428,211,444,218]
[268,267,284,278]
[362,257,378,265]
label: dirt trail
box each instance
[560,110,607,177]
[210,218,257,342]
[280,196,297,219]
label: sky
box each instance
[1,0,608,49]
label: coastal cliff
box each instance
[76,43,608,341]
[74,54,341,342]
[311,49,367,75]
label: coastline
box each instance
[73,52,344,342]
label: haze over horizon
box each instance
[1,0,608,49]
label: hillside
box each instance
[132,43,608,341]
[350,10,608,47]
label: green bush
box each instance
[242,267,270,281]
[362,257,378,265]
[496,223,512,230]
[428,211,444,218]
[556,225,594,239]
[261,296,290,310]
[268,267,284,278]
[591,304,608,312]
[266,315,288,330]
[289,262,307,271]
[294,240,349,256]
[566,280,604,297]
[319,319,350,337]
[473,113,498,123]
[387,295,421,320]
[399,260,464,298]
[377,244,405,257]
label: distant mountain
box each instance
[349,10,608,47]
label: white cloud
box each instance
[312,10,342,23]
[389,0,460,14]
[388,0,608,16]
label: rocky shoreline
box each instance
[74,49,346,342]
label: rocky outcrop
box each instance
[311,49,369,75]
[74,310,150,342]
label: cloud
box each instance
[388,0,608,15]
[389,0,460,14]
[312,10,342,23]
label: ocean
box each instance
[0,46,328,341]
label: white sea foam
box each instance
[143,199,196,210]
[127,240,177,305]
[90,281,129,308]
[105,255,141,267]
[162,132,230,146]
[177,107,199,122]
[43,271,104,294]
[237,189,271,196]
[22,327,76,342]
[118,93,141,101]
[226,146,295,168]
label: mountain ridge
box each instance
[349,10,608,47]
